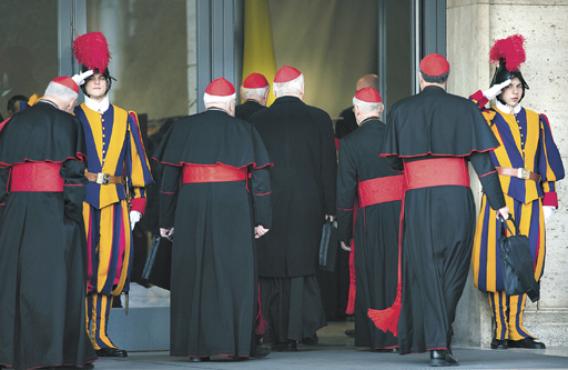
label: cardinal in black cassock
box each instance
[250,65,336,350]
[336,87,402,350]
[0,76,95,369]
[376,54,507,367]
[236,72,269,121]
[156,78,272,360]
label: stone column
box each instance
[447,0,568,347]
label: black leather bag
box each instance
[141,236,172,290]
[319,221,338,272]
[499,216,539,302]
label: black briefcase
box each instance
[499,216,539,302]
[142,236,172,290]
[319,221,338,272]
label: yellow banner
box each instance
[242,0,277,105]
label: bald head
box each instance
[356,74,379,90]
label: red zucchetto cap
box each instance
[49,76,80,94]
[243,73,269,88]
[274,65,302,83]
[205,77,236,96]
[419,53,450,77]
[353,87,382,104]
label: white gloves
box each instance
[497,206,510,221]
[72,70,94,86]
[254,225,269,239]
[482,79,512,101]
[160,227,174,240]
[340,241,352,252]
[130,210,142,231]
[543,206,555,223]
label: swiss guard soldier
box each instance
[73,32,153,358]
[0,75,96,369]
[469,34,564,350]
[376,54,509,367]
[336,87,402,350]
[156,77,272,360]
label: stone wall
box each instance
[447,0,568,347]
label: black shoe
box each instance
[302,334,319,345]
[111,298,123,308]
[252,338,271,358]
[272,340,297,352]
[96,347,128,357]
[344,329,355,338]
[490,338,508,350]
[508,338,546,349]
[430,350,459,367]
[57,365,94,370]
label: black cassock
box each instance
[0,102,95,369]
[250,96,336,344]
[337,118,401,349]
[381,86,505,354]
[236,100,266,121]
[157,109,272,358]
[317,105,358,321]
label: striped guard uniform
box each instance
[470,91,564,341]
[75,102,153,350]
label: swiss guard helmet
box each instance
[489,34,529,103]
[72,32,115,96]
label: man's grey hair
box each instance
[44,82,78,103]
[241,87,268,100]
[353,99,383,114]
[274,74,304,97]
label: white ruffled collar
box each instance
[495,100,521,115]
[84,95,110,114]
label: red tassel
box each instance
[367,182,406,337]
[489,34,526,72]
[255,284,267,336]
[73,32,111,73]
[345,239,356,315]
[367,292,401,337]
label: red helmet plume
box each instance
[72,32,111,73]
[489,34,526,72]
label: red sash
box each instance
[182,163,247,184]
[10,162,64,192]
[404,158,470,190]
[367,157,470,340]
[358,175,404,208]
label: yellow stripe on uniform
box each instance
[82,201,91,236]
[534,199,546,279]
[99,295,115,348]
[81,104,103,163]
[485,204,498,292]
[508,294,533,340]
[90,294,100,350]
[519,200,533,237]
[112,200,132,296]
[472,195,486,285]
[488,291,508,340]
[524,110,540,201]
[97,205,115,293]
[128,112,150,188]
[99,106,128,208]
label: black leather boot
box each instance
[507,338,546,349]
[430,349,459,367]
[490,337,508,350]
[96,347,128,357]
